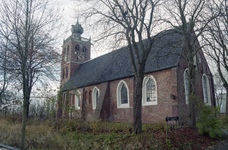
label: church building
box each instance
[56,21,215,124]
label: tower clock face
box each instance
[78,54,84,60]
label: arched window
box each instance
[66,67,68,78]
[64,48,67,61]
[117,80,129,108]
[202,74,211,105]
[92,87,100,109]
[75,45,79,54]
[83,46,87,52]
[75,91,81,109]
[67,45,69,61]
[142,75,157,105]
[121,84,128,104]
[184,68,189,104]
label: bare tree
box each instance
[0,0,62,149]
[202,0,228,118]
[163,0,217,128]
[0,43,8,105]
[213,72,226,119]
[74,0,162,134]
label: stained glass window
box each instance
[146,78,156,102]
[121,84,128,104]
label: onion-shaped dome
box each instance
[71,20,83,36]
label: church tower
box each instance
[61,21,91,85]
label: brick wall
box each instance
[64,68,178,123]
[58,50,215,124]
[176,50,215,125]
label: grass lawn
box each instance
[0,116,227,150]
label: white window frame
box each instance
[202,74,211,106]
[116,80,130,108]
[194,55,197,70]
[75,91,81,109]
[92,87,100,109]
[142,75,158,106]
[184,68,189,104]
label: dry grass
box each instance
[0,118,134,150]
[0,116,227,150]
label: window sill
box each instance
[117,104,130,108]
[75,107,80,110]
[142,102,157,106]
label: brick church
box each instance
[56,21,215,124]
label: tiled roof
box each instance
[63,29,184,91]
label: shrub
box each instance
[196,97,224,139]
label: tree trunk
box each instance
[20,97,28,150]
[133,74,144,134]
[27,100,30,117]
[225,87,228,119]
[20,78,29,150]
[188,61,196,129]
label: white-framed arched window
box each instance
[184,68,189,104]
[202,74,211,105]
[75,91,81,109]
[116,80,129,108]
[142,75,157,106]
[92,87,100,109]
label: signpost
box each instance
[165,116,179,135]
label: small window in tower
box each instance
[67,45,69,61]
[66,67,68,78]
[83,46,87,52]
[75,45,79,54]
[64,48,67,61]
